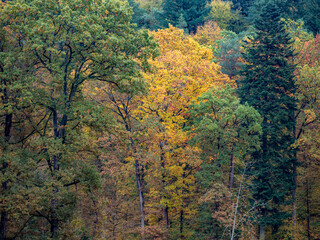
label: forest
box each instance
[0,0,319,239]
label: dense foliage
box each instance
[0,0,319,239]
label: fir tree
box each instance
[162,0,209,33]
[231,0,255,16]
[238,2,297,239]
[177,13,189,33]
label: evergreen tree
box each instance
[162,0,209,33]
[300,0,320,35]
[177,13,189,33]
[128,0,147,28]
[238,2,297,239]
[231,0,255,16]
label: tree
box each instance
[238,2,297,239]
[0,0,157,238]
[291,32,320,239]
[214,30,245,80]
[188,85,262,239]
[0,14,41,239]
[162,0,210,34]
[192,21,221,47]
[137,26,232,238]
[298,0,320,35]
[231,0,255,16]
[208,0,245,33]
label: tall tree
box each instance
[162,0,210,33]
[231,0,255,16]
[189,85,262,239]
[297,0,320,35]
[1,0,157,238]
[138,26,232,238]
[238,2,297,239]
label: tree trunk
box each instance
[0,111,12,240]
[135,159,145,233]
[50,112,68,238]
[259,224,265,240]
[231,165,246,240]
[160,142,169,229]
[292,162,297,239]
[130,137,145,239]
[306,173,311,240]
[180,209,184,240]
[51,157,59,238]
[292,114,297,239]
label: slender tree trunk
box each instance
[164,206,169,229]
[306,174,311,240]
[0,174,8,240]
[180,209,184,240]
[292,163,297,239]
[135,159,145,231]
[111,92,146,239]
[259,224,265,240]
[122,110,145,239]
[51,157,59,238]
[89,191,99,238]
[292,115,297,239]
[130,137,145,239]
[160,142,169,229]
[231,165,246,240]
[50,109,59,238]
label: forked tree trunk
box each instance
[130,137,145,239]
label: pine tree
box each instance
[238,2,297,239]
[231,0,255,16]
[162,0,209,33]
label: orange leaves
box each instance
[141,25,232,127]
[193,20,222,47]
[134,26,234,235]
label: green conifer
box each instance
[238,2,297,238]
[162,0,209,33]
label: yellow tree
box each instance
[138,25,233,238]
[290,32,320,239]
[192,20,221,47]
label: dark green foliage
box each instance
[162,0,210,33]
[128,0,147,28]
[0,0,158,238]
[247,0,296,26]
[231,0,255,16]
[189,86,262,239]
[238,1,297,233]
[127,0,164,30]
[214,28,256,79]
[300,0,320,35]
[214,30,243,78]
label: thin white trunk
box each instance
[230,165,246,240]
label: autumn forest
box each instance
[0,0,320,239]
